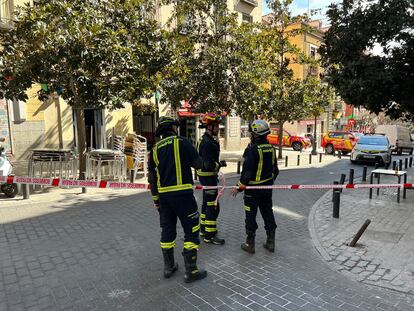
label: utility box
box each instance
[12,99,26,123]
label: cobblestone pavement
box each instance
[1,159,414,310]
[311,167,414,295]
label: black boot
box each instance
[182,249,207,283]
[162,248,178,278]
[204,233,225,245]
[263,230,275,253]
[241,231,255,254]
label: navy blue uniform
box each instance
[196,133,221,237]
[148,134,208,252]
[238,139,279,233]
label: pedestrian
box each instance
[197,113,226,245]
[148,116,216,283]
[231,120,279,254]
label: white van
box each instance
[375,125,413,155]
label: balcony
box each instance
[239,0,259,7]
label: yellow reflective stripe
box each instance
[174,138,182,185]
[207,201,216,206]
[200,213,206,219]
[183,242,199,250]
[205,227,217,232]
[249,176,273,185]
[204,220,216,225]
[160,241,176,249]
[153,148,159,166]
[244,205,251,211]
[196,170,217,177]
[256,149,263,181]
[152,195,159,200]
[158,184,193,193]
[237,181,246,187]
[192,224,200,233]
[200,219,205,225]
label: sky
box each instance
[262,0,340,24]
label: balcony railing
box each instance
[240,0,259,7]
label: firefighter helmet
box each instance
[199,113,222,129]
[155,116,180,137]
[249,120,270,136]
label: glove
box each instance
[219,160,227,168]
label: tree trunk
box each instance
[75,108,87,180]
[54,97,63,149]
[278,121,284,159]
[312,114,318,155]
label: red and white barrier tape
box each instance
[0,175,413,191]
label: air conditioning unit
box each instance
[12,99,26,123]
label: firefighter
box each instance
[197,113,226,245]
[231,120,279,254]
[148,116,216,283]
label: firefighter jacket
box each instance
[238,138,279,188]
[148,134,215,201]
[196,133,220,177]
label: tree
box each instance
[320,0,414,120]
[233,0,312,158]
[0,0,170,177]
[303,77,334,154]
[159,0,239,113]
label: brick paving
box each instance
[311,166,414,294]
[1,159,414,310]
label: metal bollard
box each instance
[392,161,397,170]
[333,187,341,219]
[22,184,30,200]
[349,169,354,185]
[319,153,323,163]
[332,181,339,202]
[309,154,312,164]
[399,159,403,170]
[237,161,241,174]
[130,169,136,183]
[362,166,368,182]
[405,158,408,169]
[285,156,288,167]
[339,173,346,193]
[81,172,87,194]
[348,219,371,247]
[410,157,413,168]
[338,151,342,159]
[297,155,300,166]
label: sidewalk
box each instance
[310,167,414,294]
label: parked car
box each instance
[321,131,357,155]
[267,128,311,151]
[375,125,413,155]
[350,134,392,168]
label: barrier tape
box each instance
[0,175,413,191]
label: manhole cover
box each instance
[364,230,403,243]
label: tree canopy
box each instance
[320,0,414,120]
[0,0,171,175]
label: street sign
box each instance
[348,118,355,125]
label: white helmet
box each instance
[249,120,270,136]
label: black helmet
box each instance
[155,116,180,137]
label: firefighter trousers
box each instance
[244,189,277,233]
[199,176,220,238]
[159,192,200,251]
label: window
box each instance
[240,119,249,138]
[328,132,344,139]
[310,45,317,59]
[242,13,253,23]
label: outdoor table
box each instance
[86,149,126,181]
[28,148,77,179]
[369,169,407,203]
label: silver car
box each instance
[350,135,392,168]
